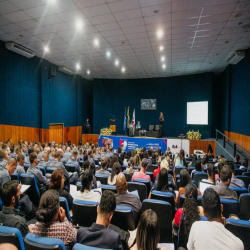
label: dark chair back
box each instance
[239,193,250,220]
[193,172,208,187]
[72,200,98,227]
[225,218,250,250]
[24,233,65,250]
[123,172,132,182]
[112,206,135,231]
[147,164,158,173]
[175,166,186,175]
[151,190,175,218]
[11,172,20,182]
[100,184,117,194]
[149,125,154,131]
[24,163,30,172]
[127,182,147,203]
[0,225,25,250]
[220,198,239,218]
[243,172,250,177]
[95,174,109,185]
[36,166,46,175]
[235,176,250,188]
[133,178,151,197]
[20,174,40,206]
[142,199,172,243]
[229,187,247,197]
[65,164,77,173]
[46,167,57,174]
[59,197,72,222]
[73,243,112,250]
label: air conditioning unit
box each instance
[58,65,75,75]
[5,42,35,58]
[227,50,245,65]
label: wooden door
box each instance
[49,124,63,144]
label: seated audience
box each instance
[191,160,203,178]
[0,180,30,237]
[37,153,50,168]
[160,153,171,170]
[75,169,101,203]
[240,158,249,169]
[214,155,226,167]
[131,209,168,250]
[33,190,77,249]
[77,190,122,250]
[143,151,152,165]
[174,149,187,167]
[175,169,202,204]
[64,147,72,160]
[228,163,245,188]
[109,155,118,169]
[126,157,135,174]
[15,147,21,158]
[67,150,81,176]
[81,160,97,188]
[202,163,216,185]
[15,154,25,176]
[24,147,34,163]
[58,148,67,166]
[49,169,73,210]
[0,150,8,169]
[108,162,121,185]
[153,159,162,181]
[211,165,238,201]
[215,162,224,181]
[115,173,142,223]
[234,154,241,165]
[0,158,17,188]
[188,154,197,169]
[132,158,150,182]
[87,150,95,172]
[9,145,15,159]
[187,188,243,250]
[96,157,110,175]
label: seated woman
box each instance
[123,151,131,167]
[215,162,225,181]
[75,170,101,203]
[160,153,171,170]
[126,157,135,174]
[174,149,187,167]
[175,169,202,205]
[131,209,168,250]
[32,190,77,250]
[108,155,118,169]
[201,163,215,185]
[173,183,202,249]
[148,168,176,199]
[240,158,249,169]
[188,154,197,169]
[108,162,121,185]
[49,169,73,210]
[190,160,203,178]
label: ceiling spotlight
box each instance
[161,56,165,62]
[76,63,80,70]
[115,59,119,66]
[121,67,126,73]
[94,38,99,46]
[162,64,166,69]
[44,46,49,52]
[159,46,164,51]
[87,70,90,75]
[157,30,163,38]
[106,51,111,58]
[76,20,83,30]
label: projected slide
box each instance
[187,101,208,125]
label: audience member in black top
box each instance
[49,169,73,210]
[109,155,118,169]
[0,180,30,237]
[77,190,122,250]
[234,154,241,165]
[188,154,197,169]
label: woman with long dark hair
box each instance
[174,149,187,167]
[202,163,215,185]
[108,162,121,185]
[188,154,197,169]
[131,209,168,250]
[109,155,118,169]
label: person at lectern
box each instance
[158,112,164,138]
[85,118,91,134]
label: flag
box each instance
[132,109,135,126]
[127,106,130,127]
[123,107,126,134]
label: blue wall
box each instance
[93,73,213,138]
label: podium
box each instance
[110,119,116,133]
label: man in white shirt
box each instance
[187,188,243,250]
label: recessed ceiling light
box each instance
[156,30,163,38]
[106,51,111,57]
[115,59,119,66]
[94,38,99,46]
[44,46,49,52]
[159,46,164,51]
[76,63,80,70]
[161,56,165,62]
[162,64,166,69]
[121,67,126,73]
[76,20,83,30]
[87,70,90,75]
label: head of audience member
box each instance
[202,188,222,221]
[156,168,170,191]
[220,165,232,186]
[83,160,90,171]
[242,159,249,168]
[116,173,128,193]
[15,147,21,157]
[110,162,121,183]
[235,154,240,163]
[201,158,206,170]
[71,151,78,160]
[96,190,116,228]
[80,170,93,192]
[143,151,149,159]
[17,154,25,167]
[2,144,7,150]
[135,209,160,250]
[5,158,17,175]
[10,145,14,154]
[148,149,153,157]
[65,147,70,152]
[207,163,215,184]
[49,169,64,190]
[127,157,135,174]
[180,169,191,188]
[36,190,60,224]
[0,180,21,209]
[35,148,40,155]
[101,158,108,170]
[178,149,185,162]
[117,147,122,154]
[27,147,34,156]
[218,155,226,164]
[109,155,118,168]
[53,151,60,161]
[42,153,49,162]
[88,150,93,158]
[140,158,148,173]
[192,154,197,168]
[0,150,8,160]
[47,147,51,154]
[57,148,64,159]
[217,162,225,178]
[195,160,202,171]
[21,144,26,153]
[51,148,55,157]
[30,152,38,167]
[228,163,236,177]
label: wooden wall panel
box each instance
[82,134,99,145]
[225,131,250,152]
[189,140,216,155]
[40,129,49,143]
[64,126,82,145]
[49,124,63,144]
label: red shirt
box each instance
[153,167,161,181]
[132,172,151,182]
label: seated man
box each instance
[9,145,15,159]
[0,180,31,237]
[132,158,150,182]
[235,154,241,165]
[187,188,243,250]
[116,173,141,223]
[24,147,34,163]
[67,151,81,176]
[0,150,8,169]
[96,158,110,175]
[15,154,25,176]
[88,150,95,172]
[64,147,72,161]
[50,151,78,184]
[77,191,122,250]
[211,165,238,201]
[228,163,245,188]
[58,148,67,166]
[37,153,50,168]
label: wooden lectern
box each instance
[110,119,116,133]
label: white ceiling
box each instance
[0,0,250,79]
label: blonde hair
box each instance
[127,157,134,174]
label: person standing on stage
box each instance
[159,112,164,138]
[85,118,91,134]
[136,121,141,129]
